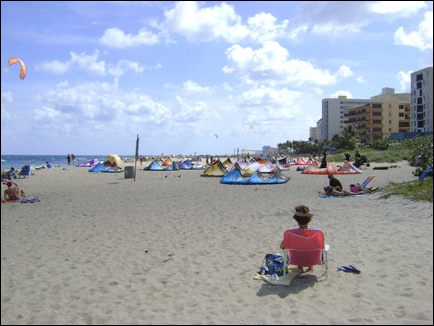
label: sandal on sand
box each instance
[337,265,361,274]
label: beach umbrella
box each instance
[108,154,122,167]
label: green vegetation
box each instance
[278,134,433,202]
[379,178,433,202]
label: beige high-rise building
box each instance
[344,88,410,144]
[309,127,317,141]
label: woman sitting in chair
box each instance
[280,205,320,272]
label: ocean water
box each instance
[1,155,138,170]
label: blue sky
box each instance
[1,1,432,155]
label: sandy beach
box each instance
[1,159,432,324]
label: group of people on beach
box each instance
[66,154,76,166]
[323,173,371,196]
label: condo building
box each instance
[344,88,410,144]
[411,67,433,133]
[320,96,370,141]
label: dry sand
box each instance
[1,160,432,324]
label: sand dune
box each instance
[1,160,432,324]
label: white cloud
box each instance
[35,60,72,74]
[355,76,367,83]
[394,11,433,51]
[295,1,428,36]
[1,91,13,103]
[33,79,173,134]
[182,80,214,95]
[99,27,160,48]
[35,51,155,77]
[396,70,413,92]
[223,41,354,87]
[107,60,146,77]
[173,96,208,122]
[370,1,427,16]
[222,82,233,91]
[34,106,61,120]
[161,1,294,43]
[70,50,106,76]
[236,86,303,123]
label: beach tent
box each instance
[191,163,206,169]
[225,161,248,172]
[302,162,362,175]
[179,160,193,170]
[88,162,122,173]
[166,161,180,171]
[222,158,232,168]
[220,170,250,184]
[278,157,291,166]
[146,160,166,171]
[292,157,308,165]
[201,159,228,177]
[162,158,173,166]
[220,168,289,184]
[248,169,289,184]
[306,158,318,165]
[244,161,276,173]
[336,161,363,174]
[419,166,433,180]
[77,159,99,167]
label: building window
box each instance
[372,103,382,108]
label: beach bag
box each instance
[258,253,285,276]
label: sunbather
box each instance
[3,181,26,200]
[324,185,370,197]
[323,174,342,192]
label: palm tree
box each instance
[340,125,360,150]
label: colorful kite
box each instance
[214,134,218,138]
[8,57,27,81]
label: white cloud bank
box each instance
[222,41,354,87]
[394,11,433,51]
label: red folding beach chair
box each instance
[282,229,330,280]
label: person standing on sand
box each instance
[320,150,327,168]
[67,154,71,166]
[140,155,143,165]
[71,154,76,166]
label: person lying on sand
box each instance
[324,185,370,197]
[3,181,26,200]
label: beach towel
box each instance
[254,267,302,286]
[20,196,40,203]
[1,196,40,203]
[319,193,371,198]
